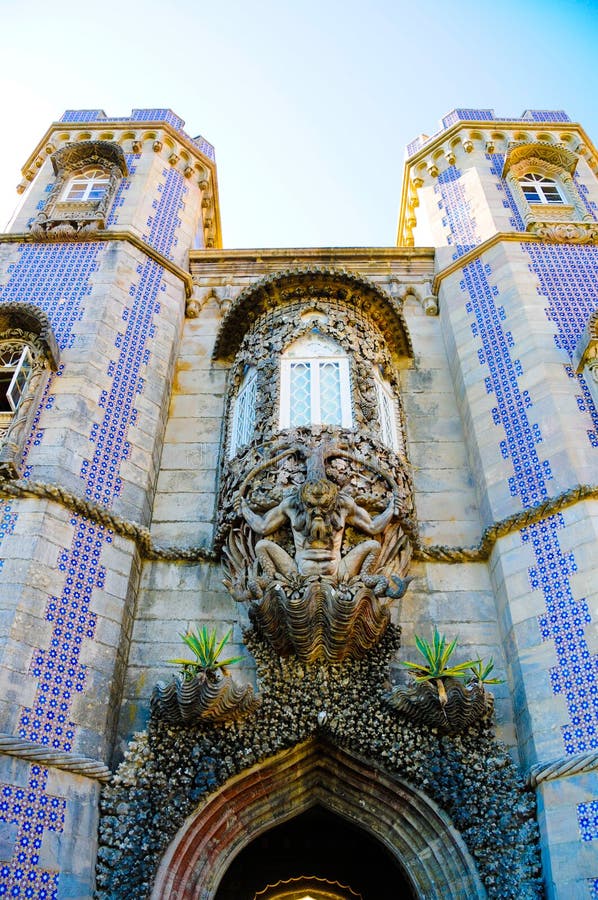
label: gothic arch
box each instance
[212,268,414,363]
[151,740,487,900]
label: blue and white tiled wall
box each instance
[451,239,598,892]
[0,126,190,897]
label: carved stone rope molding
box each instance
[0,732,111,782]
[0,478,595,565]
[528,748,598,788]
[415,483,598,563]
[0,479,216,562]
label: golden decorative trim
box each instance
[0,231,193,298]
[397,121,598,246]
[0,478,594,565]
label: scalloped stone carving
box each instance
[151,672,259,724]
[386,677,492,734]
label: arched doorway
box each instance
[151,741,486,899]
[215,805,415,899]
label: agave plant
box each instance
[468,656,504,685]
[401,628,477,705]
[169,626,243,680]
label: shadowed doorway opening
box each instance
[214,805,416,900]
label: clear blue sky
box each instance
[0,0,596,247]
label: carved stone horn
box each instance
[304,442,329,483]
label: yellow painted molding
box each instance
[396,120,598,247]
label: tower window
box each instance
[375,372,400,451]
[279,334,352,429]
[0,345,33,413]
[61,167,111,202]
[518,173,565,205]
[229,367,257,457]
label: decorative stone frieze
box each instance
[221,433,414,663]
[502,141,579,177]
[212,268,413,362]
[528,221,598,243]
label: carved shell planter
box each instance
[249,578,392,664]
[151,671,259,725]
[385,677,493,734]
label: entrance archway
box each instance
[215,806,414,899]
[151,741,487,900]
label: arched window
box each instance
[0,344,33,416]
[518,173,565,205]
[279,334,352,430]
[374,371,400,451]
[229,367,257,457]
[0,304,60,478]
[61,166,111,202]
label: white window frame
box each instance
[229,367,257,457]
[279,336,352,430]
[374,371,400,451]
[61,167,110,203]
[518,173,565,205]
[5,346,33,412]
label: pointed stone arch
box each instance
[212,267,414,363]
[151,740,487,900]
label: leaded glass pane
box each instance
[230,369,257,455]
[318,361,342,425]
[290,362,311,426]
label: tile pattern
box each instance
[436,167,480,259]
[573,174,598,221]
[442,109,495,128]
[58,109,215,161]
[105,155,138,228]
[459,254,598,862]
[0,767,64,899]
[143,167,187,261]
[488,153,526,230]
[523,242,598,445]
[578,800,598,842]
[0,128,183,892]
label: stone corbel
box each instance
[400,282,438,316]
